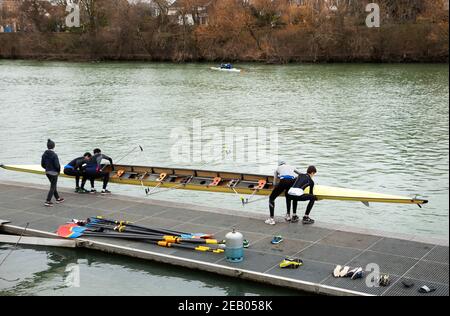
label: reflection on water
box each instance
[0,61,448,239]
[0,245,301,296]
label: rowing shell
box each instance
[210,67,242,73]
[0,164,428,206]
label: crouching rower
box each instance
[288,166,318,225]
[265,161,301,226]
[64,152,92,193]
[83,148,114,195]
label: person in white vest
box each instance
[265,161,300,225]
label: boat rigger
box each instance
[0,164,428,206]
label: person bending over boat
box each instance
[265,161,300,225]
[41,139,64,207]
[287,166,318,225]
[83,148,114,195]
[63,152,92,193]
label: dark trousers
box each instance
[64,168,83,188]
[269,178,295,217]
[83,171,110,190]
[81,177,95,189]
[290,194,316,216]
[46,174,60,202]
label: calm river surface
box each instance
[0,60,448,295]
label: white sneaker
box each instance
[284,214,292,222]
[339,266,350,278]
[265,218,276,225]
[333,265,343,278]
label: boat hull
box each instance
[0,164,428,205]
[210,67,241,73]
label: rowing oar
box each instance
[114,145,144,165]
[57,225,224,253]
[101,145,144,172]
[89,217,214,239]
[72,224,222,245]
[76,232,224,253]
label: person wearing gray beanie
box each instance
[41,139,64,206]
[47,139,56,150]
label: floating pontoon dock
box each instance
[0,181,447,296]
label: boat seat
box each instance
[138,172,148,180]
[181,176,194,185]
[112,170,126,179]
[227,179,240,188]
[255,180,267,190]
[157,173,168,182]
[209,177,222,187]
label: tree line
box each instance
[0,0,448,62]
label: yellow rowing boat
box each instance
[0,164,428,206]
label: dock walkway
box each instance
[0,181,448,296]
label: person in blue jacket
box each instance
[41,139,64,207]
[64,152,92,193]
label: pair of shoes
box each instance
[348,267,364,280]
[284,214,291,222]
[44,201,54,207]
[271,235,284,244]
[265,218,276,226]
[280,257,303,269]
[419,285,437,294]
[101,190,111,195]
[291,215,299,223]
[333,265,350,278]
[302,216,315,225]
[265,218,276,225]
[333,266,364,280]
[56,198,65,204]
[379,274,391,287]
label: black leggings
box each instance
[81,177,95,189]
[46,174,60,202]
[83,171,110,190]
[290,194,316,216]
[269,178,296,217]
[64,168,83,188]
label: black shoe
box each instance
[78,188,89,194]
[303,217,315,225]
[291,215,299,223]
[74,188,81,193]
[56,198,65,204]
[44,201,54,207]
[90,189,97,194]
[101,190,111,195]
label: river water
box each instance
[0,60,448,295]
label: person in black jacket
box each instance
[41,139,64,207]
[288,166,318,224]
[83,148,114,194]
[64,153,92,193]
